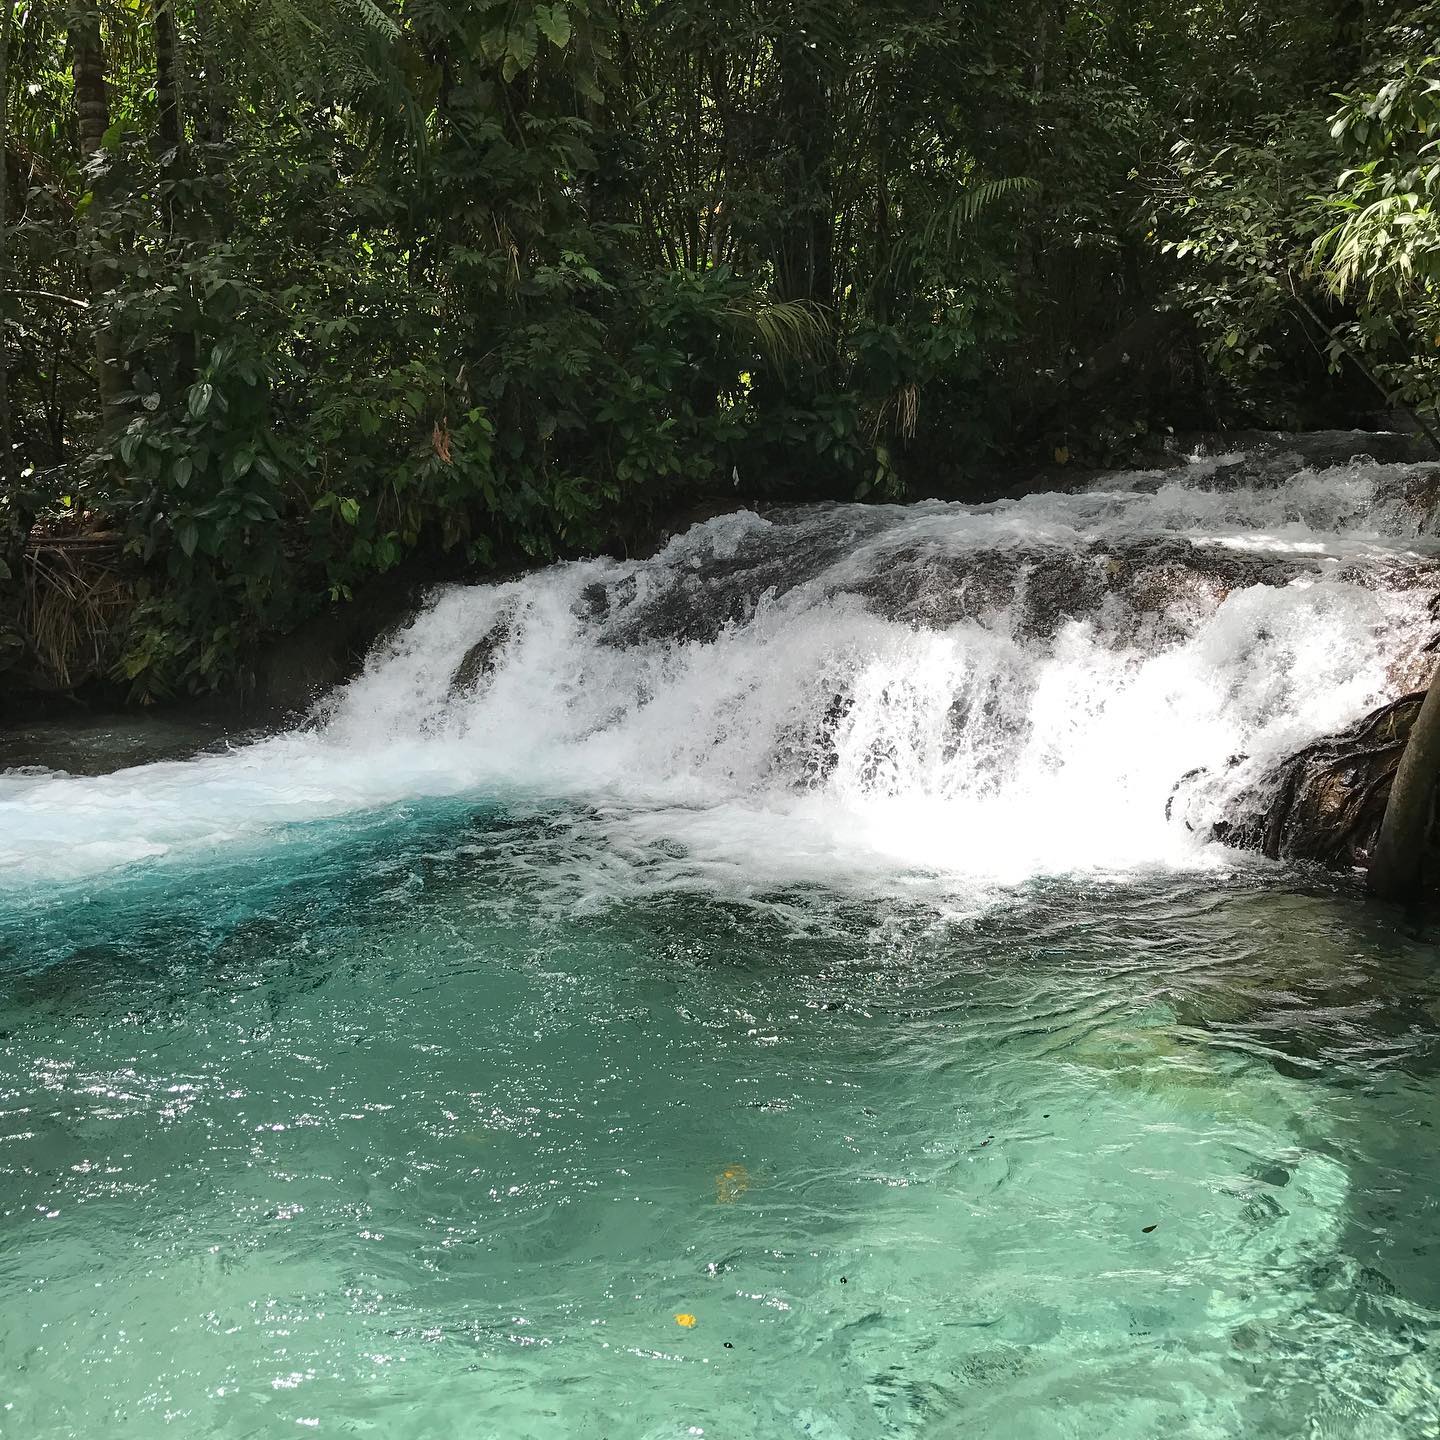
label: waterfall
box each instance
[5,440,1439,892]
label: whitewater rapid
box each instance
[5,444,1440,893]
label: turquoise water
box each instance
[9,456,1440,1436]
[3,797,1440,1439]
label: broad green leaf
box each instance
[506,21,538,71]
[535,3,571,47]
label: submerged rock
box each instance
[1204,692,1428,868]
[449,616,512,696]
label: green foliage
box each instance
[4,0,1440,700]
[1307,10,1440,416]
[1148,117,1336,409]
[1320,59,1440,301]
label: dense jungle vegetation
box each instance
[1,0,1438,701]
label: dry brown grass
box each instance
[868,382,920,443]
[17,537,132,690]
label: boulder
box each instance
[1205,692,1427,868]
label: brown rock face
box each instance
[449,617,513,697]
[1204,693,1428,868]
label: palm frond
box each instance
[919,175,1037,254]
[724,294,832,366]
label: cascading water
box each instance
[5,442,1439,891]
[4,439,1440,1440]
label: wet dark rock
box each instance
[249,569,431,720]
[579,581,610,622]
[849,545,1021,630]
[1171,429,1436,471]
[1204,693,1427,867]
[594,517,1344,661]
[851,538,1323,645]
[450,616,512,696]
[592,507,882,648]
[781,689,853,786]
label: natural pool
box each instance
[6,448,1440,1436]
[3,798,1439,1438]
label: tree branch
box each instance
[3,288,91,310]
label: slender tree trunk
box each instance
[155,0,181,151]
[0,0,27,613]
[70,10,123,422]
[773,26,832,310]
[1017,1,1053,294]
[1333,0,1367,79]
[1368,661,1440,900]
[193,0,228,146]
[152,0,195,385]
[154,0,182,238]
[0,0,14,473]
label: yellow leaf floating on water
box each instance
[716,1163,750,1204]
[1054,446,1071,465]
[675,1313,697,1328]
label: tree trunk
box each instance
[0,0,30,628]
[154,0,181,150]
[70,9,123,421]
[1332,0,1367,80]
[1368,661,1440,900]
[773,26,832,310]
[0,0,13,472]
[193,0,228,146]
[152,0,196,385]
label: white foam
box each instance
[3,458,1435,894]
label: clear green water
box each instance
[3,799,1439,1439]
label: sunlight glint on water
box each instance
[3,827,1440,1439]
